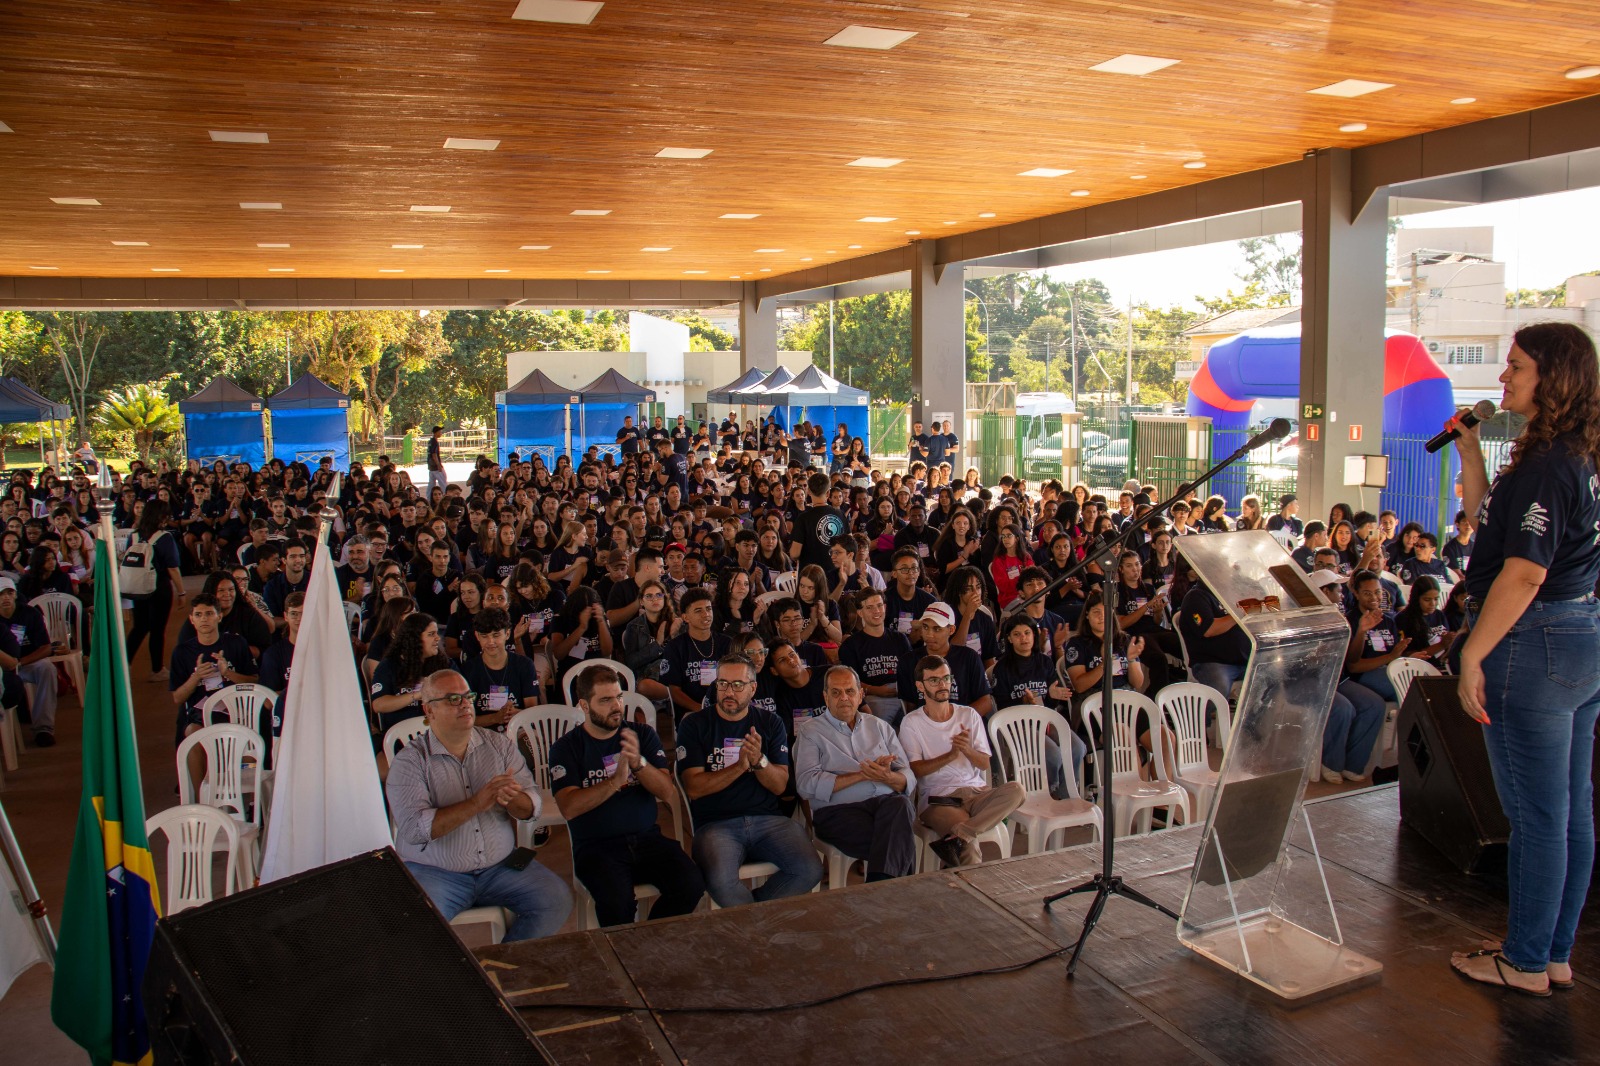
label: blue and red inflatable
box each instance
[1186,325,1456,529]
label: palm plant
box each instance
[95,382,182,461]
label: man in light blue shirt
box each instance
[794,665,917,881]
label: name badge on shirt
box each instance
[528,615,544,634]
[965,633,982,653]
[916,543,929,557]
[719,737,742,769]
[486,686,509,710]
[698,661,717,685]
[896,615,913,634]
[602,752,619,777]
[1369,631,1389,653]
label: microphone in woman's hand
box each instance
[1426,400,1497,453]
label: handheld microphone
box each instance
[1244,418,1294,452]
[1425,400,1496,453]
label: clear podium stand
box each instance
[1174,531,1382,999]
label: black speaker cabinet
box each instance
[1398,676,1511,875]
[144,848,554,1066]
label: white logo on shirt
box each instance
[1522,502,1549,536]
[550,764,567,781]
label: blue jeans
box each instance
[1045,731,1088,800]
[1351,667,1398,703]
[1191,661,1246,701]
[1476,597,1600,971]
[405,857,573,942]
[691,814,824,908]
[1328,680,1387,774]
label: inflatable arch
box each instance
[1186,325,1457,530]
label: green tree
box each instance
[34,312,107,440]
[95,380,183,461]
[778,292,986,400]
[656,311,735,351]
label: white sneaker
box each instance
[1320,766,1342,784]
[1342,771,1367,783]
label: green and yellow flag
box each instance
[51,530,161,1066]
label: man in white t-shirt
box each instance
[898,654,1024,868]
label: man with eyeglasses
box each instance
[677,654,822,908]
[769,597,828,671]
[884,547,936,645]
[550,664,704,927]
[899,655,1025,867]
[837,588,914,730]
[386,669,572,941]
[794,665,918,882]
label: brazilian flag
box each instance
[51,531,161,1066]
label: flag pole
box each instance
[97,515,138,713]
[319,473,342,548]
[0,795,55,961]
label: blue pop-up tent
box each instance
[496,368,577,467]
[179,377,267,467]
[268,374,351,470]
[576,369,655,458]
[762,365,871,461]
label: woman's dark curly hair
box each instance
[384,611,450,689]
[1508,322,1600,473]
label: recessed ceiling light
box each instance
[683,269,708,274]
[1307,79,1393,97]
[258,242,290,248]
[51,197,100,206]
[511,0,603,25]
[379,268,405,273]
[657,147,713,159]
[520,244,552,250]
[484,268,510,273]
[1566,65,1600,80]
[858,216,896,223]
[111,241,149,246]
[800,257,813,262]
[151,267,181,272]
[719,213,760,220]
[1183,160,1207,169]
[444,137,500,151]
[641,246,673,252]
[1020,167,1073,178]
[824,26,916,50]
[1129,174,1148,180]
[755,248,785,253]
[729,275,741,279]
[1089,54,1180,76]
[210,130,269,143]
[410,205,451,213]
[587,269,612,274]
[240,202,282,210]
[1339,122,1368,132]
[28,265,57,270]
[571,209,611,216]
[826,250,837,253]
[1070,190,1090,197]
[847,157,904,168]
[392,243,425,249]
[1450,97,1477,105]
[848,244,862,249]
[905,230,920,235]
[759,268,771,272]
[978,212,996,218]
[267,267,295,273]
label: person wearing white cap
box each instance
[0,575,59,747]
[896,602,993,719]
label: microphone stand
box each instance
[1010,426,1287,977]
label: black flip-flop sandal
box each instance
[1452,948,1553,998]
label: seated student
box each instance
[1396,576,1453,671]
[768,639,829,755]
[663,589,731,723]
[1291,521,1328,573]
[989,614,1085,798]
[256,591,303,741]
[412,540,460,621]
[676,654,822,908]
[386,669,572,942]
[794,665,918,882]
[169,592,260,781]
[1177,567,1250,698]
[1396,532,1450,586]
[836,588,915,729]
[550,664,705,927]
[1441,510,1474,580]
[767,597,829,671]
[370,612,452,740]
[1344,569,1409,703]
[1307,570,1391,784]
[459,608,541,732]
[883,547,936,643]
[0,576,60,747]
[1265,493,1302,541]
[898,602,993,720]
[900,654,1026,868]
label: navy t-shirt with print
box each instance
[838,629,913,691]
[663,630,731,715]
[1467,437,1600,600]
[1061,635,1133,690]
[548,722,670,847]
[460,653,541,730]
[675,708,789,826]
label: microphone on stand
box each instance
[1244,418,1294,452]
[1425,400,1497,454]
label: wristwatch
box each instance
[754,755,769,771]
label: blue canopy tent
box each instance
[762,365,871,462]
[0,378,72,469]
[495,368,577,468]
[267,374,351,470]
[576,369,655,459]
[178,377,266,468]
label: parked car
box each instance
[1023,429,1111,480]
[1084,438,1132,488]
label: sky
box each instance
[1044,184,1600,312]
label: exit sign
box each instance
[1302,403,1325,419]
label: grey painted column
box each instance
[739,282,778,373]
[911,239,967,476]
[1298,148,1389,523]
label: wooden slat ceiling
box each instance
[1,0,1598,281]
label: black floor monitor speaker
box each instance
[144,848,555,1066]
[1398,676,1510,875]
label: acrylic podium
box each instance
[1174,531,1382,999]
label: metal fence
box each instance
[870,404,909,463]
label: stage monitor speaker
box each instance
[1397,676,1510,875]
[144,848,555,1066]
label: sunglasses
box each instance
[1237,596,1282,615]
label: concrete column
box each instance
[739,282,777,373]
[1298,149,1389,522]
[911,239,967,474]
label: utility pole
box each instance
[1044,335,1051,390]
[828,299,835,378]
[285,337,293,387]
[1409,249,1424,336]
[1067,290,1079,408]
[1125,298,1134,404]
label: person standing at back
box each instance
[788,471,849,573]
[426,425,448,498]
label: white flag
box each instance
[0,848,47,1001]
[259,540,391,881]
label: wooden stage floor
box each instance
[478,786,1599,1065]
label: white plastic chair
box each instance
[32,592,86,702]
[1082,691,1193,838]
[619,690,657,728]
[382,715,429,762]
[770,570,798,595]
[912,769,1014,871]
[176,724,264,886]
[343,600,363,639]
[450,906,512,944]
[507,705,584,847]
[1386,656,1441,708]
[201,683,278,736]
[1369,657,1443,775]
[987,705,1102,853]
[1157,683,1229,818]
[146,804,241,914]
[560,658,636,706]
[814,836,868,890]
[675,774,775,906]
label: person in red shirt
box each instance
[988,526,1030,608]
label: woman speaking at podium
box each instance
[1449,322,1600,997]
